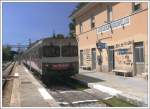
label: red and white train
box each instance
[22,38,78,80]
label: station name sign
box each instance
[97,16,130,34]
[96,42,107,49]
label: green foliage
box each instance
[69,20,76,38]
[2,46,14,61]
[71,3,88,16]
[69,20,75,31]
[56,34,64,38]
[50,33,65,39]
[102,97,136,107]
[52,32,56,38]
[69,3,88,38]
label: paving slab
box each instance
[9,63,59,107]
[74,69,148,107]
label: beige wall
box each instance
[76,3,108,35]
[75,2,148,75]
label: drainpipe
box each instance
[76,36,80,71]
[100,49,102,72]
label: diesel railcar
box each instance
[22,38,78,80]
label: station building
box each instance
[70,2,148,77]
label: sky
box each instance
[2,2,77,45]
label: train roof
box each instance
[43,37,77,41]
[23,37,77,55]
[23,40,42,55]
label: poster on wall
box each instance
[114,40,134,68]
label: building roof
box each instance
[70,2,118,19]
[70,3,100,19]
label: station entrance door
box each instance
[108,46,115,71]
[91,48,96,70]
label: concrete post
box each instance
[132,40,136,76]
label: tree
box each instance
[2,45,13,61]
[56,34,64,38]
[69,3,88,38]
[71,3,88,16]
[52,30,56,38]
[76,3,88,10]
[69,19,76,38]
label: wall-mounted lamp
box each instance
[121,23,125,30]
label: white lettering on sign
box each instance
[97,16,130,34]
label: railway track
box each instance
[42,77,109,107]
[2,62,16,88]
[23,65,110,107]
[2,62,12,71]
[25,65,136,107]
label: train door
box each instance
[108,46,115,71]
[91,48,96,70]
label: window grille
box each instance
[134,42,144,63]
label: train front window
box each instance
[43,45,60,57]
[62,45,78,57]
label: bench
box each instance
[142,73,148,80]
[80,66,91,70]
[112,67,133,77]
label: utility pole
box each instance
[18,43,21,65]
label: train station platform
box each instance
[7,63,59,107]
[74,69,148,107]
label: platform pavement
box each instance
[9,63,59,107]
[74,69,148,107]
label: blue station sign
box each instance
[96,42,107,49]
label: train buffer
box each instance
[3,62,59,107]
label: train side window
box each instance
[38,47,42,58]
[62,45,78,57]
[43,45,60,57]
